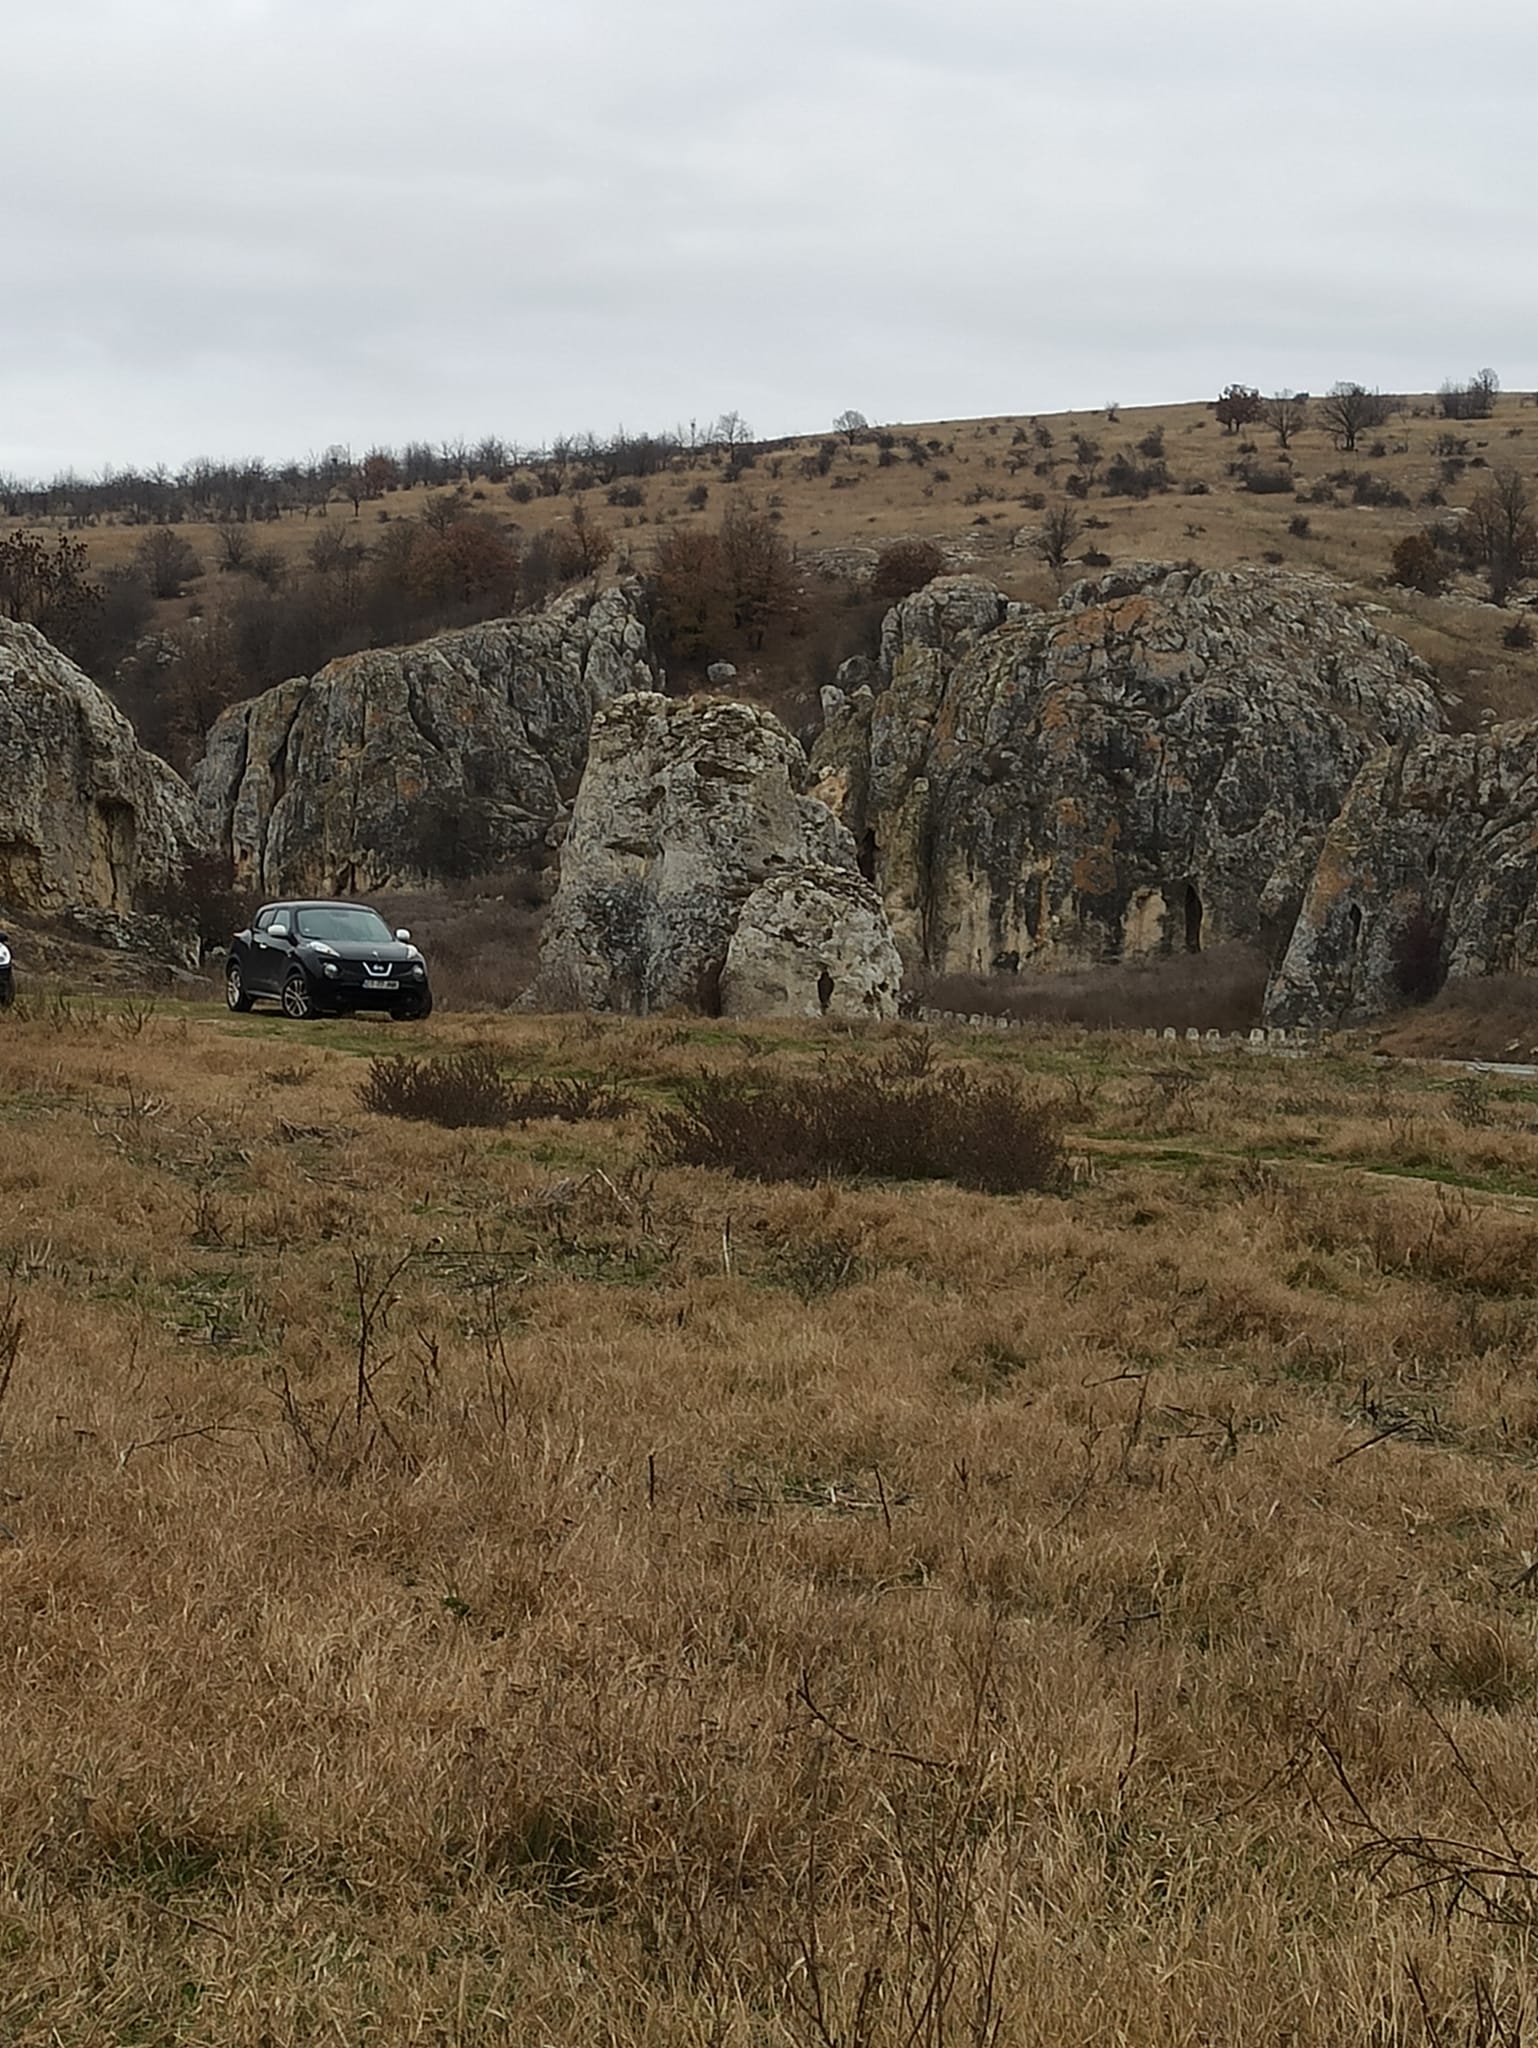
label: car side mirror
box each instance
[395,928,411,942]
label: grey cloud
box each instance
[6,0,1538,475]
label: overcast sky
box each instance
[6,0,1536,479]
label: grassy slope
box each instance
[9,391,1538,723]
[6,999,1538,2039]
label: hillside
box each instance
[7,388,1538,742]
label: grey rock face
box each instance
[0,617,204,920]
[193,586,654,894]
[721,867,902,1019]
[1266,721,1538,1027]
[528,692,898,1015]
[812,565,1444,975]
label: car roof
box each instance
[262,900,382,913]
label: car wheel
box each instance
[281,970,317,1020]
[397,990,434,1020]
[226,962,255,1012]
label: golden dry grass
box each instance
[9,390,1538,723]
[6,1000,1538,2040]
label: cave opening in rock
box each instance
[1349,904,1363,944]
[1183,883,1203,954]
[816,968,834,1014]
[857,830,876,883]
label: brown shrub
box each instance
[361,1051,631,1128]
[870,538,946,602]
[1390,530,1450,595]
[359,1050,518,1126]
[651,1064,1065,1194]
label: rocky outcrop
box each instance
[0,617,204,921]
[811,565,1444,976]
[721,867,901,1019]
[527,692,900,1017]
[193,586,654,894]
[1266,722,1538,1027]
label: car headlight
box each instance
[310,941,339,958]
[0,943,11,970]
[412,962,425,977]
[323,962,339,977]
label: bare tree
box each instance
[1071,433,1102,484]
[1318,383,1389,452]
[1465,467,1538,605]
[713,411,754,453]
[833,410,868,442]
[1215,383,1264,433]
[1265,392,1308,449]
[0,529,102,655]
[1034,505,1082,590]
[133,528,204,600]
[719,498,794,647]
[1440,368,1500,421]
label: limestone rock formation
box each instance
[1266,722,1538,1028]
[194,585,654,894]
[0,617,204,922]
[811,564,1444,976]
[721,867,902,1020]
[527,692,900,1017]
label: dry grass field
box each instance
[10,389,1538,725]
[8,995,1538,2041]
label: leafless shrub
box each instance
[651,1065,1065,1194]
[360,1050,516,1126]
[360,1051,631,1128]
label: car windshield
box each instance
[295,907,394,944]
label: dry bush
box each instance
[870,536,946,601]
[651,1063,1065,1193]
[361,1050,631,1127]
[923,940,1270,1034]
[359,1048,518,1125]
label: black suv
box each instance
[225,901,433,1020]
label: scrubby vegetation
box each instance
[360,1048,632,1127]
[10,381,1538,782]
[651,1055,1065,1193]
[7,996,1538,2039]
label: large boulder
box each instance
[721,867,901,1020]
[1266,722,1538,1028]
[0,617,203,921]
[193,586,654,894]
[811,564,1444,975]
[527,692,900,1017]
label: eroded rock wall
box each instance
[812,565,1445,976]
[1266,722,1538,1027]
[193,586,654,894]
[0,617,203,920]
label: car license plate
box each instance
[369,979,399,992]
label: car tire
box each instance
[397,989,434,1020]
[226,962,255,1012]
[281,970,318,1020]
